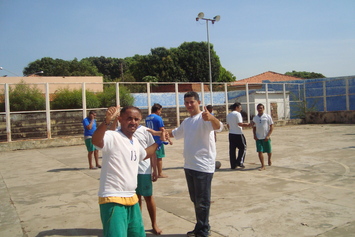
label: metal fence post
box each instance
[345,78,349,111]
[201,83,205,107]
[5,83,11,142]
[116,82,120,107]
[265,83,269,114]
[82,82,87,119]
[323,81,327,112]
[283,83,287,120]
[147,83,151,115]
[246,83,250,123]
[224,83,228,118]
[45,83,52,139]
[175,83,180,126]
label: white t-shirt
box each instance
[226,111,243,134]
[96,130,146,198]
[134,126,155,175]
[252,113,274,139]
[172,112,223,173]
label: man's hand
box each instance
[202,106,214,121]
[105,106,120,124]
[160,128,167,142]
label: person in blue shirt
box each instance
[82,110,101,169]
[145,103,171,178]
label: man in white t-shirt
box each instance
[167,91,223,237]
[226,102,250,169]
[92,106,165,237]
[252,103,274,171]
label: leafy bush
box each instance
[51,88,100,109]
[0,81,45,111]
[97,85,134,108]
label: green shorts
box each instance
[100,202,145,237]
[256,139,272,153]
[156,143,165,158]
[85,138,96,152]
[136,174,153,197]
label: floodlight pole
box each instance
[0,67,21,77]
[206,21,213,105]
[196,13,220,105]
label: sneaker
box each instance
[186,230,195,237]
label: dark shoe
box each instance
[239,164,245,169]
[186,230,195,237]
[195,230,211,237]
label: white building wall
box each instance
[230,91,290,120]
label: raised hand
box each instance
[202,106,213,121]
[105,106,120,123]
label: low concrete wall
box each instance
[0,105,305,151]
[306,111,355,124]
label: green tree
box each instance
[82,56,125,81]
[285,70,326,79]
[23,57,101,77]
[218,67,236,82]
[176,41,221,82]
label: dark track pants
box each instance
[229,133,247,169]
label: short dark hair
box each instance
[184,91,200,101]
[206,105,213,110]
[229,102,241,110]
[151,103,162,113]
[257,103,265,109]
[120,106,142,115]
[89,110,96,115]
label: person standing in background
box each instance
[146,103,170,178]
[82,110,101,169]
[252,103,274,171]
[226,102,250,169]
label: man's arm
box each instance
[148,128,174,139]
[145,128,167,158]
[265,124,274,141]
[86,119,94,130]
[253,126,258,140]
[92,106,120,148]
[202,106,222,130]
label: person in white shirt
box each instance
[252,103,274,171]
[167,91,223,237]
[226,102,251,169]
[92,106,166,237]
[133,125,162,235]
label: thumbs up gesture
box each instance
[202,106,213,121]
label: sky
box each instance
[1,0,354,80]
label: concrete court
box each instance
[0,124,354,237]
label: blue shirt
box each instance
[145,113,164,142]
[82,117,97,137]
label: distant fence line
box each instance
[1,76,354,142]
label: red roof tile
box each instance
[231,71,301,85]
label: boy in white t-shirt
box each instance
[92,106,166,237]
